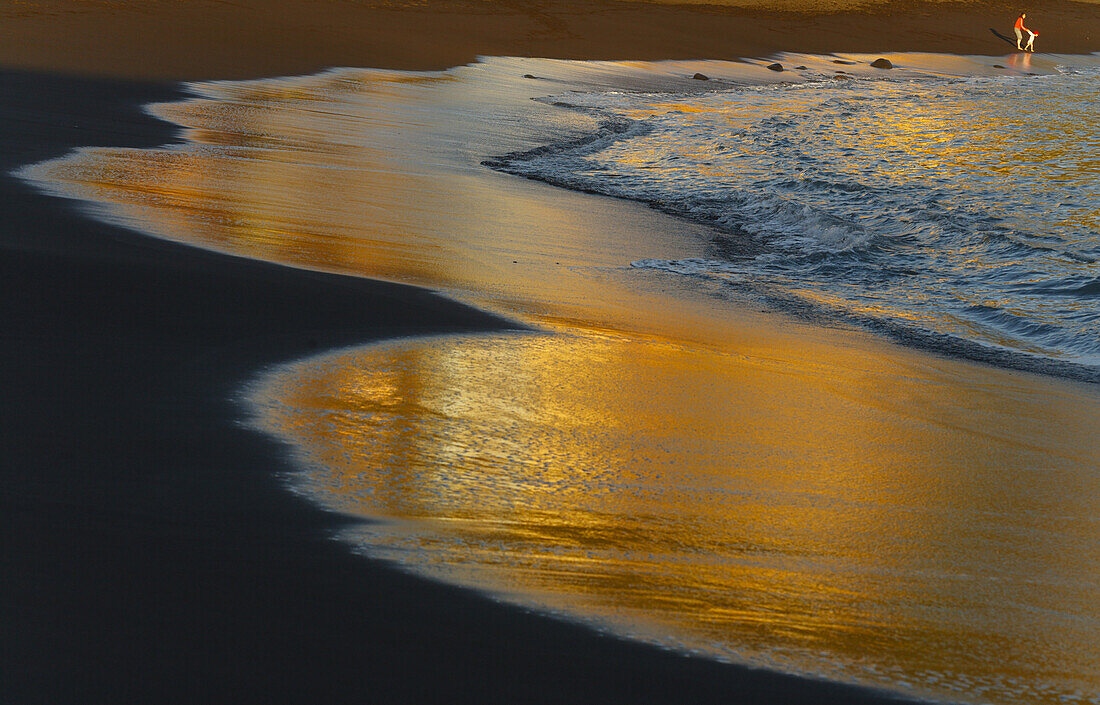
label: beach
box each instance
[0,67,925,705]
[3,2,1100,704]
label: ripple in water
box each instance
[488,63,1100,373]
[247,330,1100,705]
[18,53,1100,705]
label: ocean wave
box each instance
[487,61,1100,374]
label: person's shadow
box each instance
[989,28,1018,47]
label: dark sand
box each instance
[3,0,1099,702]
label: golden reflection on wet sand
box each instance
[31,62,739,328]
[21,57,1100,704]
[250,330,1100,705]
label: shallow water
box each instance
[248,329,1100,705]
[18,53,1100,704]
[490,57,1100,374]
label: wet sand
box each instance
[3,1,1100,704]
[0,70,935,705]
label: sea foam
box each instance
[487,54,1100,377]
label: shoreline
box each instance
[2,0,1100,81]
[24,51,1100,391]
[4,0,1099,699]
[0,69,932,704]
[473,51,1100,385]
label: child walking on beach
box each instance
[1014,12,1037,51]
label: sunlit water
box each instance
[248,330,1100,705]
[489,61,1100,375]
[17,53,1100,704]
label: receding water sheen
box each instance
[248,330,1100,705]
[490,62,1100,374]
[18,53,1100,705]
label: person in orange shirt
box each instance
[1014,12,1037,51]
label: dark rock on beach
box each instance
[870,58,893,69]
[693,72,709,80]
[766,63,784,72]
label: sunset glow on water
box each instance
[247,330,1100,705]
[20,54,1100,704]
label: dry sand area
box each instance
[2,0,1100,81]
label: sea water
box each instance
[488,58,1100,378]
[17,53,1100,705]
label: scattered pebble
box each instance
[692,72,709,80]
[766,63,784,72]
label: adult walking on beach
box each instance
[1014,12,1037,51]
